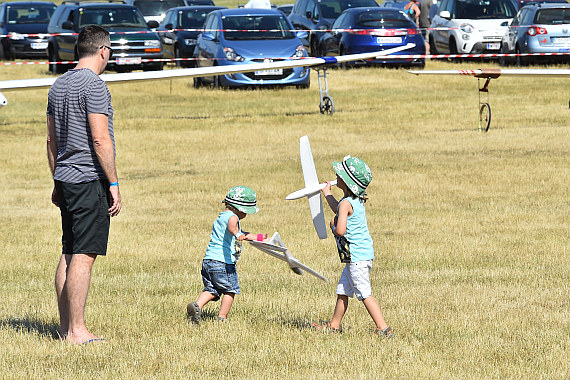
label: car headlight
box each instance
[9,32,25,40]
[460,23,474,33]
[184,39,197,46]
[293,45,307,59]
[144,40,161,46]
[223,47,244,62]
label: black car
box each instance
[47,1,163,73]
[288,0,378,55]
[157,5,225,67]
[125,0,215,23]
[0,1,56,60]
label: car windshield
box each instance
[320,0,378,19]
[6,4,57,24]
[79,8,148,28]
[355,10,416,27]
[178,9,211,28]
[534,9,570,25]
[134,0,185,16]
[223,15,296,40]
[455,0,516,19]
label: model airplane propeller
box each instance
[249,232,327,282]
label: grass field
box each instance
[0,58,569,379]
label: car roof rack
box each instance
[62,0,127,4]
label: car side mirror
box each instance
[62,21,74,30]
[165,23,173,30]
[500,21,508,27]
[296,30,308,39]
[202,32,216,41]
[305,11,312,19]
[439,10,451,20]
[147,20,159,29]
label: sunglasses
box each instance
[99,45,114,58]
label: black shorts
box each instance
[55,179,110,256]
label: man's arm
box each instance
[89,113,121,216]
[47,114,59,206]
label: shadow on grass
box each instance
[0,316,60,340]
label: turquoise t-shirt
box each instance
[338,197,374,262]
[204,211,242,264]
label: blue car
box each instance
[317,7,426,67]
[194,8,310,88]
[157,6,226,67]
[0,1,56,60]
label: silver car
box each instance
[500,3,570,66]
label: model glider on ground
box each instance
[249,232,328,282]
[408,68,570,132]
[286,135,336,239]
[0,43,415,113]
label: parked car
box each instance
[380,0,407,10]
[277,3,294,16]
[500,3,570,66]
[289,0,379,55]
[516,0,566,10]
[157,5,226,67]
[47,1,163,74]
[317,7,426,67]
[0,1,56,59]
[193,8,310,88]
[126,0,214,23]
[429,0,517,55]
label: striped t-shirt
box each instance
[47,68,114,184]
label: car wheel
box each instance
[515,46,527,67]
[175,46,183,68]
[339,47,349,70]
[499,46,507,67]
[449,37,461,63]
[310,36,318,57]
[193,76,202,88]
[0,41,5,59]
[49,47,65,74]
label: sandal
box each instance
[310,321,341,334]
[374,326,394,339]
[186,302,201,324]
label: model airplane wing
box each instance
[408,68,570,78]
[0,43,415,107]
[249,232,328,282]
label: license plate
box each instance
[31,42,48,50]
[255,69,282,76]
[486,42,500,50]
[552,37,570,45]
[377,37,402,44]
[116,57,142,65]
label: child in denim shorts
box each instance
[187,186,266,323]
[313,156,393,338]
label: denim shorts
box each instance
[336,260,373,301]
[201,259,240,300]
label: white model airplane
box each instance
[286,135,335,239]
[409,68,570,131]
[0,43,415,114]
[249,232,328,282]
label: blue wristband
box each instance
[109,182,119,187]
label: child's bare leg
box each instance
[218,293,235,319]
[196,291,216,309]
[362,296,388,330]
[329,295,349,329]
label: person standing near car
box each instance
[405,0,421,26]
[419,0,433,54]
[47,25,121,345]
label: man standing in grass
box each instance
[46,25,121,344]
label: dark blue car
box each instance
[194,8,310,88]
[158,6,226,67]
[0,1,56,60]
[317,7,425,67]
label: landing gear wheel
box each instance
[319,96,334,115]
[479,102,491,132]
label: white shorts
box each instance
[336,260,373,301]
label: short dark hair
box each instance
[77,25,110,59]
